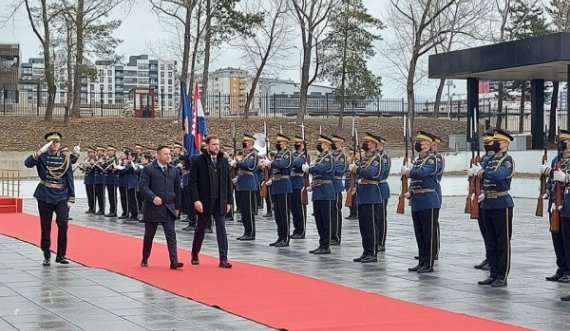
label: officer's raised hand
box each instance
[39,141,53,154]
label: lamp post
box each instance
[446,80,456,119]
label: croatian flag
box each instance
[192,81,208,151]
[180,81,197,155]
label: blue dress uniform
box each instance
[376,140,391,251]
[474,133,495,270]
[353,133,383,263]
[308,135,336,254]
[179,152,196,227]
[331,135,348,245]
[118,150,130,218]
[268,134,293,246]
[81,148,96,214]
[235,136,259,240]
[117,157,139,221]
[103,146,119,217]
[94,146,106,214]
[432,135,445,259]
[24,132,77,265]
[290,137,307,238]
[476,129,514,287]
[408,131,440,273]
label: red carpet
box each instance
[0,213,531,331]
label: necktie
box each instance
[212,157,217,167]
[162,166,167,174]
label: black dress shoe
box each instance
[561,295,570,301]
[236,235,246,240]
[85,210,94,214]
[353,255,365,262]
[140,259,148,267]
[414,255,419,260]
[219,260,232,268]
[309,247,322,253]
[263,213,273,218]
[42,259,50,266]
[170,262,184,270]
[55,257,69,264]
[191,255,199,265]
[118,215,129,220]
[269,240,281,246]
[558,275,570,283]
[313,247,331,255]
[417,266,434,273]
[408,264,421,272]
[377,245,386,252]
[182,225,194,231]
[482,264,491,271]
[206,228,213,233]
[330,240,340,246]
[105,213,117,217]
[95,211,105,215]
[126,217,138,222]
[546,273,564,281]
[345,215,358,220]
[474,260,489,269]
[275,241,289,247]
[240,236,255,241]
[361,256,378,263]
[477,277,496,285]
[491,278,507,287]
[290,233,305,239]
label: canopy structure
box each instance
[429,32,570,149]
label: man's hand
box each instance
[232,177,238,184]
[227,204,232,213]
[39,141,53,154]
[73,145,81,154]
[229,159,237,167]
[67,202,72,208]
[194,201,204,214]
[540,164,550,175]
[302,163,310,173]
[554,170,566,183]
[153,196,162,206]
[349,163,358,172]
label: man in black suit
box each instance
[189,135,233,268]
[139,146,184,270]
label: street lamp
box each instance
[446,80,456,119]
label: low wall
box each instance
[2,151,88,178]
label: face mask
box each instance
[316,144,323,153]
[275,143,282,151]
[490,141,501,153]
[242,142,247,148]
[483,144,493,153]
[294,144,301,151]
[558,141,567,152]
[361,142,368,151]
[331,143,337,150]
[414,142,422,152]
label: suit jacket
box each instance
[189,152,233,216]
[139,160,181,222]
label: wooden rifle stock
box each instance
[301,153,310,205]
[535,131,548,217]
[260,167,269,198]
[470,154,481,220]
[551,160,562,232]
[465,157,473,214]
[345,152,357,208]
[396,157,408,214]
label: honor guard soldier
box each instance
[179,148,197,230]
[471,129,514,287]
[94,146,107,215]
[376,136,390,252]
[345,149,358,220]
[473,132,495,271]
[290,136,307,239]
[24,132,79,266]
[402,131,440,273]
[304,135,336,254]
[330,135,348,245]
[80,146,97,214]
[540,130,570,283]
[223,144,236,222]
[431,134,444,259]
[133,144,144,162]
[171,143,183,165]
[116,148,139,221]
[136,153,152,221]
[261,134,293,247]
[230,134,259,240]
[117,148,130,219]
[349,133,383,263]
[102,145,119,217]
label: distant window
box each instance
[107,70,112,76]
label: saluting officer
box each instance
[431,135,444,260]
[350,133,383,263]
[230,134,259,240]
[540,130,570,283]
[331,135,348,245]
[103,145,119,217]
[24,132,79,266]
[376,136,390,252]
[304,135,336,254]
[261,134,293,247]
[402,131,440,273]
[94,146,106,215]
[80,146,96,214]
[471,129,514,287]
[290,136,307,239]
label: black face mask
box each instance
[275,143,282,151]
[316,144,323,153]
[414,142,422,153]
[361,142,368,151]
[483,144,493,153]
[242,142,247,148]
[331,143,337,150]
[294,144,301,151]
[490,141,501,153]
[558,141,567,152]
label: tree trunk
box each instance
[189,0,202,106]
[518,82,525,133]
[549,81,559,143]
[179,2,193,84]
[41,0,55,121]
[406,56,418,134]
[496,81,504,129]
[201,0,212,114]
[433,78,446,118]
[64,18,73,126]
[298,42,312,122]
[337,0,350,129]
[72,0,85,118]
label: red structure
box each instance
[130,87,156,118]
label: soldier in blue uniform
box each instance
[470,129,514,287]
[262,134,293,247]
[103,145,119,217]
[178,146,197,230]
[473,132,495,271]
[330,135,347,245]
[79,146,96,214]
[430,135,444,260]
[94,146,106,215]
[117,148,130,219]
[230,134,259,240]
[116,149,139,221]
[24,132,79,266]
[402,131,440,273]
[540,130,570,283]
[305,135,336,254]
[136,153,152,221]
[290,136,307,239]
[345,149,358,220]
[350,133,383,263]
[376,136,390,252]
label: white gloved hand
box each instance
[229,160,237,167]
[265,179,273,186]
[470,164,483,176]
[73,145,81,154]
[540,164,550,175]
[349,163,357,172]
[404,191,411,199]
[466,167,474,177]
[67,201,73,208]
[138,164,145,169]
[39,141,53,154]
[554,170,567,183]
[400,165,410,175]
[115,165,125,170]
[551,203,557,214]
[478,193,485,203]
[302,163,310,172]
[231,177,238,184]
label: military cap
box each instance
[96,145,106,151]
[292,135,304,143]
[331,134,345,143]
[416,130,436,142]
[107,145,118,152]
[87,146,96,152]
[559,130,570,141]
[493,129,514,142]
[242,134,255,142]
[275,134,290,143]
[44,132,62,141]
[431,133,442,144]
[172,142,184,149]
[482,132,494,143]
[317,134,333,145]
[134,144,144,151]
[363,132,382,145]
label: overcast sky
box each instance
[0,0,468,100]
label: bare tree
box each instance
[234,0,291,119]
[289,0,339,122]
[491,0,514,130]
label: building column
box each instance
[567,65,570,130]
[466,78,479,148]
[530,79,545,150]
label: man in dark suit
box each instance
[139,146,183,270]
[189,135,233,268]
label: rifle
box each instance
[260,121,270,198]
[552,128,562,233]
[301,122,310,205]
[396,114,409,214]
[535,125,548,217]
[345,118,357,208]
[470,110,480,220]
[231,122,237,179]
[465,116,474,214]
